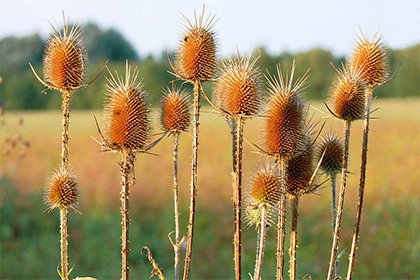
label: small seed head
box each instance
[160,86,191,132]
[317,132,344,176]
[45,167,79,210]
[286,138,314,196]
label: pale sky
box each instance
[1,0,419,57]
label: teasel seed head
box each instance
[317,132,344,176]
[351,31,389,88]
[160,85,192,132]
[213,52,263,116]
[262,61,308,158]
[175,6,217,82]
[104,62,151,152]
[45,167,79,210]
[43,14,86,92]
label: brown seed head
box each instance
[317,132,344,176]
[160,85,191,132]
[351,31,389,88]
[104,62,151,151]
[262,61,308,157]
[175,7,217,82]
[286,138,314,196]
[43,14,86,92]
[45,167,79,210]
[213,52,262,116]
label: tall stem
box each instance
[276,157,288,280]
[173,132,181,280]
[183,81,201,280]
[60,207,69,280]
[289,195,299,280]
[347,87,373,279]
[254,206,267,280]
[331,173,339,278]
[61,91,71,170]
[327,120,351,280]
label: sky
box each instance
[1,0,419,58]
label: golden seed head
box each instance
[104,62,151,151]
[43,15,86,92]
[175,7,217,82]
[329,62,366,121]
[286,138,314,196]
[262,61,308,157]
[45,167,79,210]
[351,31,389,87]
[213,52,262,116]
[317,132,344,176]
[160,85,192,132]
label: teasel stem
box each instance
[347,86,373,279]
[276,156,288,280]
[289,195,299,280]
[183,81,201,280]
[60,207,69,280]
[172,132,181,280]
[330,173,339,278]
[254,205,267,280]
[121,150,135,280]
[61,90,71,170]
[327,120,351,280]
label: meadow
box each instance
[0,98,419,279]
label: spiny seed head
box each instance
[213,52,262,116]
[317,132,344,176]
[175,6,217,82]
[351,31,389,87]
[45,167,79,210]
[43,14,86,92]
[287,138,315,196]
[104,62,151,151]
[329,62,366,121]
[160,85,191,132]
[262,61,308,157]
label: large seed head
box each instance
[45,168,79,210]
[160,86,191,132]
[317,132,344,176]
[286,139,314,196]
[43,15,86,92]
[175,7,217,82]
[213,52,262,116]
[104,63,151,151]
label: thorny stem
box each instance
[327,120,351,280]
[289,195,299,280]
[347,86,373,279]
[254,205,267,280]
[60,207,69,280]
[173,132,181,280]
[276,157,288,280]
[183,81,201,280]
[61,91,71,169]
[331,173,339,278]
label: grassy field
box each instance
[0,98,419,279]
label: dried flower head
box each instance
[45,167,79,210]
[175,6,217,82]
[43,14,86,92]
[104,62,151,151]
[160,85,191,132]
[317,132,344,176]
[351,31,389,88]
[262,61,308,157]
[213,52,262,116]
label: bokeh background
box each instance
[0,0,419,279]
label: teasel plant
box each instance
[325,61,367,280]
[167,5,218,279]
[243,163,281,280]
[160,84,192,280]
[317,132,344,278]
[346,31,390,279]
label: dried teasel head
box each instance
[317,132,344,176]
[160,85,192,133]
[45,167,79,210]
[104,62,151,152]
[351,31,389,88]
[329,62,366,121]
[43,13,86,92]
[213,52,263,116]
[262,61,308,158]
[175,6,217,82]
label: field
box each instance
[0,98,419,279]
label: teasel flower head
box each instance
[213,51,263,117]
[104,62,151,152]
[317,132,344,176]
[45,167,79,210]
[160,84,192,133]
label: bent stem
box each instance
[60,207,69,280]
[61,91,71,169]
[289,195,299,280]
[347,86,373,279]
[254,205,267,280]
[172,132,181,280]
[276,156,288,280]
[327,120,351,280]
[330,173,339,278]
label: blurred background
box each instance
[0,0,419,279]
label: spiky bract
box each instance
[45,168,79,210]
[317,132,344,176]
[175,7,217,82]
[160,86,191,132]
[104,63,151,151]
[351,32,389,87]
[214,52,262,116]
[262,62,308,157]
[43,15,86,92]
